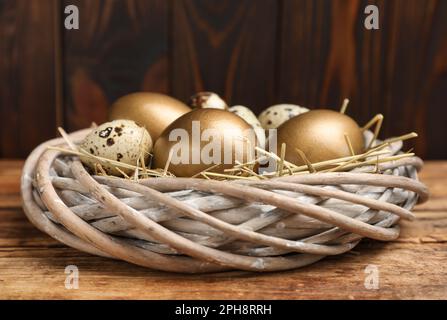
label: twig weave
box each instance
[21,129,428,273]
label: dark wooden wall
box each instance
[1,0,446,159]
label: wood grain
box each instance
[1,0,447,158]
[0,0,60,158]
[63,0,169,131]
[171,0,278,110]
[0,160,21,208]
[279,0,447,159]
[0,160,446,299]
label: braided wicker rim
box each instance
[21,129,429,273]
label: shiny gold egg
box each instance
[275,109,364,166]
[108,92,191,141]
[153,109,256,177]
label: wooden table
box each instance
[0,160,446,299]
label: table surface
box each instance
[0,160,446,299]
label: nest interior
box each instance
[21,129,429,273]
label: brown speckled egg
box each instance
[190,92,228,110]
[258,104,309,129]
[229,105,266,148]
[79,120,152,176]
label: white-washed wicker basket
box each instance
[21,129,429,273]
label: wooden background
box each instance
[1,0,446,159]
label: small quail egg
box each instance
[258,104,309,129]
[229,105,266,148]
[79,119,152,176]
[190,92,228,110]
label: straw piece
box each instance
[58,127,78,151]
[296,149,316,173]
[344,134,356,157]
[191,164,222,178]
[362,114,384,149]
[340,98,349,114]
[277,143,286,176]
[115,167,131,179]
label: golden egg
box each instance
[108,92,191,141]
[275,109,364,166]
[153,109,256,177]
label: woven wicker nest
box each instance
[21,128,429,273]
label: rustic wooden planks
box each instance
[62,0,169,131]
[0,160,21,208]
[279,0,447,159]
[171,0,278,111]
[0,160,446,299]
[1,241,446,299]
[0,0,61,158]
[0,0,446,158]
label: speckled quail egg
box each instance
[229,105,266,148]
[190,92,228,110]
[258,104,309,129]
[79,119,152,176]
